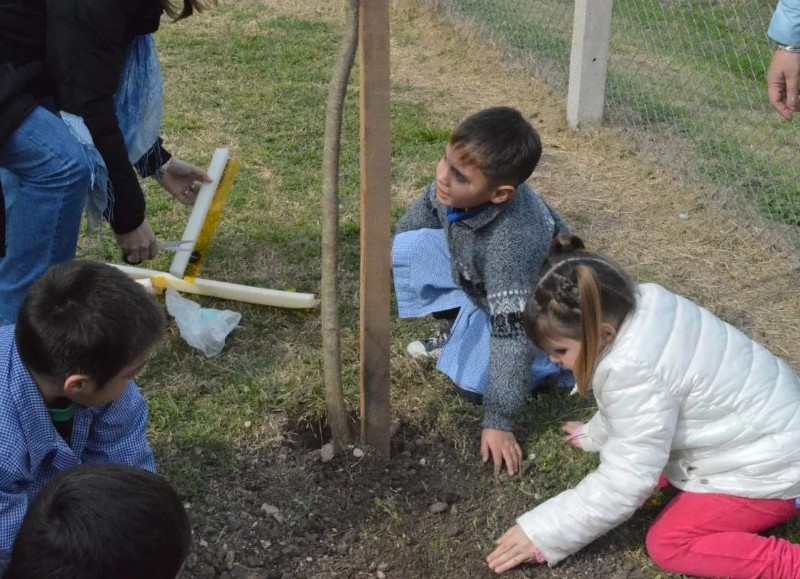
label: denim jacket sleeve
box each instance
[768,0,800,46]
[82,382,156,472]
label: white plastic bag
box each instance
[165,289,241,357]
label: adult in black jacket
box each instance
[0,0,212,324]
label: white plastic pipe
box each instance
[113,264,319,309]
[169,148,230,278]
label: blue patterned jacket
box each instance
[0,325,155,571]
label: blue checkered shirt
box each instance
[0,326,155,570]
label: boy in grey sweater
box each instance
[392,107,571,476]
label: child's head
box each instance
[435,107,542,209]
[524,236,637,395]
[5,464,190,579]
[14,260,165,406]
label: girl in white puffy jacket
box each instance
[486,236,800,578]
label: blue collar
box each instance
[446,202,493,223]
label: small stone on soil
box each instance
[320,443,335,463]
[429,501,449,514]
[224,550,235,570]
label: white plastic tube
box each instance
[169,148,230,278]
[113,264,319,309]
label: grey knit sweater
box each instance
[395,181,569,432]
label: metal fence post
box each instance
[567,0,612,127]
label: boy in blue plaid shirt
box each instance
[0,260,164,572]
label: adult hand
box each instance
[480,428,522,476]
[767,49,800,120]
[115,220,158,265]
[486,524,542,574]
[157,157,212,205]
[560,421,586,449]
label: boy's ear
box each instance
[599,322,617,347]
[63,374,96,397]
[489,184,515,204]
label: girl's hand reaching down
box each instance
[560,421,586,449]
[486,524,545,574]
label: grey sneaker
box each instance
[406,320,452,359]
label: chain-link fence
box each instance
[423,0,800,254]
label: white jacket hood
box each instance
[518,283,800,565]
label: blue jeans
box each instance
[0,107,91,324]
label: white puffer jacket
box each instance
[518,283,800,565]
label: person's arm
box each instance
[479,202,554,475]
[82,382,156,472]
[480,286,532,435]
[514,364,678,566]
[134,138,173,179]
[395,181,443,234]
[767,0,800,119]
[578,410,612,452]
[45,0,149,235]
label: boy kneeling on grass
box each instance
[4,464,190,579]
[393,106,573,476]
[0,261,165,571]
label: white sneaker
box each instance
[406,320,451,359]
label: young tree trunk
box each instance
[320,0,359,451]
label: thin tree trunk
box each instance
[320,0,359,451]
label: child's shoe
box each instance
[406,319,452,359]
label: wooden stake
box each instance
[358,0,391,457]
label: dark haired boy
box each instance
[0,260,165,571]
[393,106,571,477]
[4,464,190,579]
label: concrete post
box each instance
[567,0,613,127]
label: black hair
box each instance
[449,106,542,187]
[15,261,165,388]
[5,464,190,579]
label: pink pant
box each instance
[646,491,800,579]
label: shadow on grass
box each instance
[153,437,237,503]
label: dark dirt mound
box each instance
[181,421,668,579]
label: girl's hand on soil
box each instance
[486,524,543,574]
[480,428,522,476]
[560,421,585,449]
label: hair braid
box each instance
[523,240,637,396]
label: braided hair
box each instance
[523,235,636,395]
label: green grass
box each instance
[77,0,799,565]
[78,2,457,497]
[432,0,800,228]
